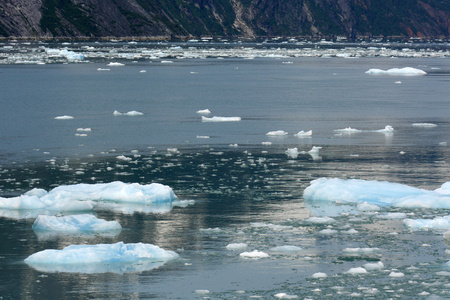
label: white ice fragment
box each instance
[412,123,437,128]
[376,212,407,219]
[342,247,380,255]
[266,130,288,136]
[274,293,298,299]
[195,290,210,295]
[77,128,92,132]
[395,81,402,84]
[107,62,125,66]
[226,243,248,251]
[201,116,241,122]
[389,272,405,277]
[312,272,328,278]
[305,216,335,224]
[32,214,122,233]
[285,148,300,158]
[139,70,147,73]
[262,142,272,146]
[318,228,338,235]
[113,110,143,116]
[294,130,312,137]
[363,261,384,271]
[24,241,178,273]
[308,146,322,154]
[376,125,394,133]
[365,67,426,76]
[334,127,362,133]
[196,135,210,139]
[356,202,381,211]
[97,68,110,71]
[116,155,132,161]
[345,267,367,274]
[269,245,302,253]
[54,115,74,120]
[196,109,211,114]
[239,250,269,259]
[404,216,450,231]
[160,60,173,64]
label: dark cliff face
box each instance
[0,0,448,39]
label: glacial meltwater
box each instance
[0,41,449,299]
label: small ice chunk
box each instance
[226,243,248,251]
[376,125,394,133]
[274,293,298,299]
[285,148,300,158]
[412,123,437,128]
[239,250,269,259]
[342,247,380,255]
[365,67,427,76]
[269,245,302,253]
[308,146,322,154]
[262,142,272,146]
[377,212,407,219]
[334,127,362,133]
[196,109,211,114]
[305,216,335,224]
[116,155,132,161]
[97,68,110,71]
[294,130,312,137]
[389,272,404,277]
[312,272,327,278]
[195,290,210,295]
[356,202,381,211]
[404,216,450,231]
[363,261,384,271]
[107,62,125,66]
[201,116,241,122]
[77,128,92,132]
[113,110,143,116]
[318,228,338,235]
[196,135,210,139]
[54,115,74,120]
[266,130,288,136]
[32,214,122,233]
[345,267,367,274]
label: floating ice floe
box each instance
[285,148,300,158]
[404,216,450,231]
[412,123,437,128]
[345,267,367,274]
[304,178,450,209]
[113,110,144,116]
[375,125,394,133]
[239,250,269,259]
[77,128,92,132]
[201,116,241,122]
[32,214,122,233]
[363,261,384,271]
[54,115,74,120]
[45,48,84,61]
[334,127,362,134]
[269,245,302,253]
[312,272,328,278]
[365,67,427,76]
[267,130,288,136]
[196,109,211,114]
[294,130,312,137]
[97,68,110,71]
[0,181,177,217]
[226,243,248,251]
[274,293,298,299]
[24,241,178,274]
[107,62,125,66]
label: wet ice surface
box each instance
[1,146,450,298]
[0,42,449,298]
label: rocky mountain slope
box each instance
[0,0,448,39]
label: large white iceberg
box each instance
[32,214,122,233]
[365,67,427,76]
[304,178,450,208]
[0,181,177,216]
[24,241,179,273]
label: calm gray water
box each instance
[0,42,450,299]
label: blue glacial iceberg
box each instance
[32,214,122,233]
[304,178,450,209]
[24,241,179,273]
[0,181,177,218]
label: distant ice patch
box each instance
[196,109,211,114]
[412,123,437,128]
[107,62,125,66]
[24,241,178,273]
[294,130,312,137]
[304,178,450,209]
[239,250,269,259]
[201,116,241,122]
[365,67,427,76]
[54,115,74,120]
[226,243,248,251]
[267,130,288,136]
[404,216,450,231]
[113,110,144,116]
[334,127,362,134]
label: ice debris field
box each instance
[0,40,449,65]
